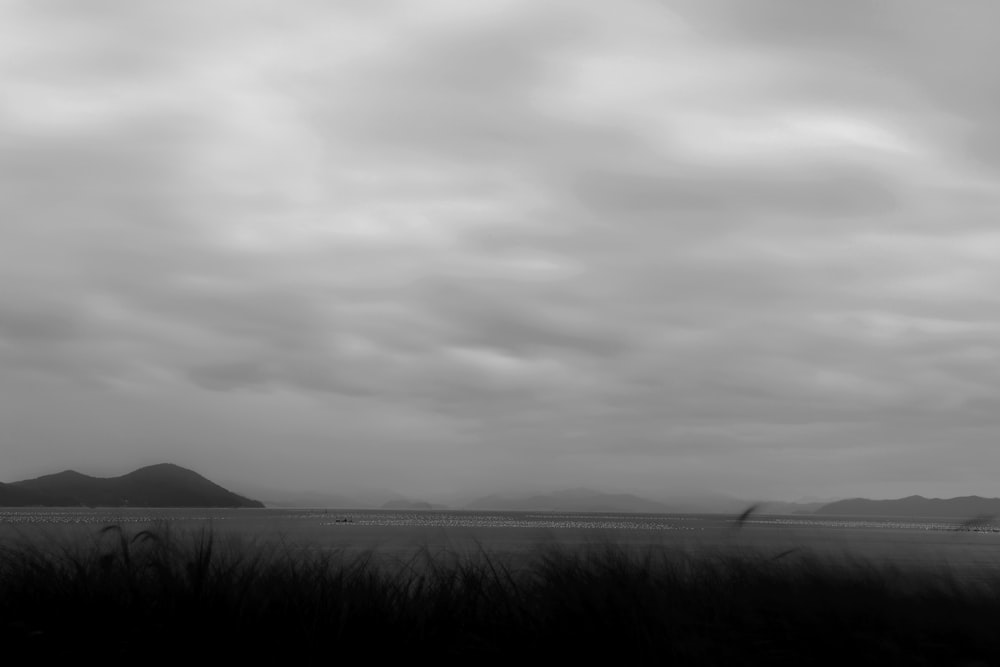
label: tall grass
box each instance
[1,523,999,665]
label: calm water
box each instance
[3,507,1000,579]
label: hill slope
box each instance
[0,482,49,507]
[815,495,1000,518]
[4,463,264,508]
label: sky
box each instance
[2,1,1000,503]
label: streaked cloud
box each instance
[2,1,999,500]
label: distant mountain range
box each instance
[465,488,679,513]
[814,496,1000,518]
[256,490,366,509]
[14,465,990,518]
[247,490,1000,519]
[460,490,821,514]
[755,500,829,515]
[0,464,264,508]
[381,499,446,510]
[244,485,826,514]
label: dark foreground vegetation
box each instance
[2,525,999,665]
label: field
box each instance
[2,510,1000,665]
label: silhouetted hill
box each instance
[466,488,674,513]
[0,482,48,507]
[815,495,1000,518]
[4,463,264,508]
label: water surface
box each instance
[3,507,999,579]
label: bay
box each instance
[3,507,1000,581]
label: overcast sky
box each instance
[2,1,999,502]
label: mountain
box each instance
[4,463,264,508]
[0,482,48,507]
[466,488,675,513]
[381,499,437,510]
[654,494,750,514]
[815,495,1000,518]
[463,489,833,515]
[756,501,827,515]
[232,481,415,509]
[252,490,365,509]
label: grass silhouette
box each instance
[1,521,999,665]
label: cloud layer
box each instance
[3,1,1000,500]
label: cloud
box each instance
[2,1,1000,499]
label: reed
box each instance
[1,523,997,665]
